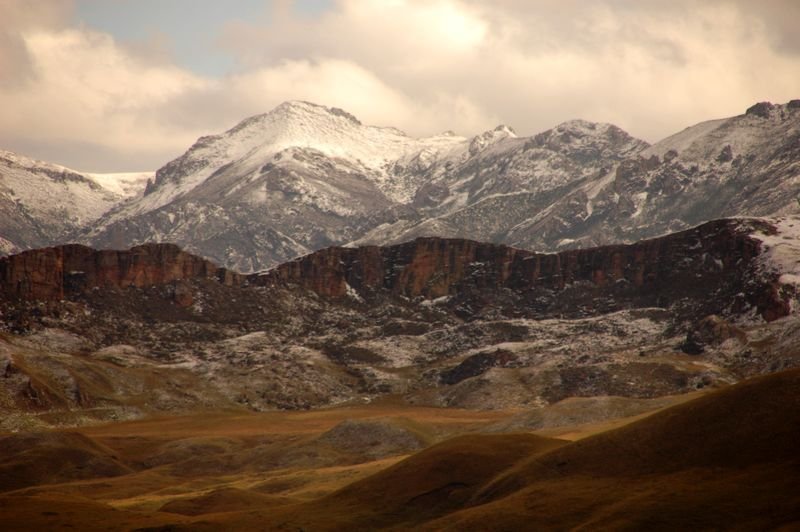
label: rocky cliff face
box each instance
[0,243,240,302]
[2,218,793,323]
[1,218,799,422]
[257,218,790,322]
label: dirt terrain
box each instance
[1,218,799,529]
[0,369,797,530]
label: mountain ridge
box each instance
[0,149,127,255]
[3,99,800,273]
[81,100,655,271]
[0,214,798,425]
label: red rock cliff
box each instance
[255,219,789,321]
[0,243,240,301]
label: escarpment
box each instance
[0,218,791,322]
[257,218,788,321]
[0,243,241,301]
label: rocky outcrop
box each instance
[257,218,789,321]
[745,101,775,118]
[0,219,798,420]
[680,315,747,355]
[0,217,793,325]
[0,243,240,301]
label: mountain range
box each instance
[2,99,800,529]
[2,99,799,272]
[1,214,799,529]
[1,215,798,420]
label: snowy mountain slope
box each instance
[6,99,800,271]
[502,100,800,251]
[121,100,467,216]
[415,120,648,212]
[355,119,649,246]
[0,149,122,254]
[87,99,800,271]
[85,101,475,270]
[752,215,800,297]
[88,102,651,271]
[86,171,153,198]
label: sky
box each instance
[0,0,799,172]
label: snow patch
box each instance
[345,283,364,303]
[750,216,800,310]
[421,295,451,307]
[87,171,153,198]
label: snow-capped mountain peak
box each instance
[122,101,472,216]
[14,98,785,274]
[83,102,660,270]
[643,100,800,163]
[468,124,518,156]
[0,149,124,254]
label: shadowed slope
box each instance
[253,433,566,530]
[159,487,295,516]
[230,369,800,531]
[0,493,188,531]
[479,367,800,495]
[435,367,800,531]
[0,431,132,492]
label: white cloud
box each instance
[220,59,496,135]
[0,19,213,169]
[0,0,799,170]
[4,29,208,147]
[221,0,800,140]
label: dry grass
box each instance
[1,370,798,530]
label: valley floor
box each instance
[1,370,798,531]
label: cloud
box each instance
[0,1,207,169]
[221,0,800,141]
[0,26,210,169]
[0,1,496,170]
[0,0,72,87]
[0,0,799,171]
[186,59,495,135]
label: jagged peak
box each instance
[468,124,517,155]
[537,119,647,153]
[745,101,776,119]
[273,100,363,125]
[0,147,73,173]
[493,124,517,136]
[145,100,419,202]
[644,99,800,160]
[475,124,516,138]
[0,147,113,193]
[551,119,616,135]
[218,101,365,141]
[744,99,800,119]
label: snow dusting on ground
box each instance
[751,215,800,291]
[0,149,122,232]
[87,171,154,198]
